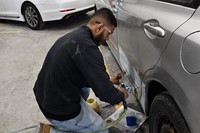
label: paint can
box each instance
[126,116,138,127]
[86,98,100,113]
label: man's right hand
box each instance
[119,87,128,99]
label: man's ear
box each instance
[95,23,104,33]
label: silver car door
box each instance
[116,0,195,87]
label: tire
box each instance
[23,3,45,30]
[149,92,191,133]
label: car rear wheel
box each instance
[149,92,190,133]
[23,3,45,30]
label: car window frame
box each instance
[156,0,200,9]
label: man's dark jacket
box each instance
[33,25,124,121]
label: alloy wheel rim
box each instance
[25,6,38,27]
[160,119,176,133]
[156,114,177,133]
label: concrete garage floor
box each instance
[0,11,148,133]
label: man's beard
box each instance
[95,32,106,46]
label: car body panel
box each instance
[96,0,200,132]
[0,0,6,14]
[0,0,22,19]
[144,9,200,131]
[0,0,94,22]
[156,8,200,133]
[107,0,195,87]
[37,0,95,21]
[181,32,200,74]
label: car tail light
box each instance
[60,8,75,12]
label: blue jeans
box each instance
[81,87,90,101]
[48,88,108,133]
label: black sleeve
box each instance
[73,45,124,105]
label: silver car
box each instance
[96,0,200,133]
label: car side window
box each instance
[156,0,200,9]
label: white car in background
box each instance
[0,0,95,30]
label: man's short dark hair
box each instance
[90,8,117,27]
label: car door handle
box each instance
[112,8,118,13]
[111,1,118,13]
[143,19,165,39]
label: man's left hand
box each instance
[110,72,122,85]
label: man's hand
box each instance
[110,72,122,85]
[119,87,129,99]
